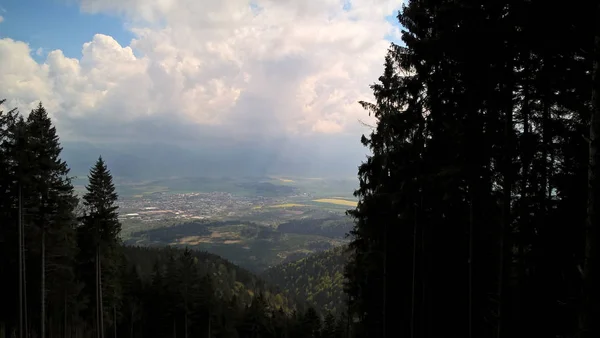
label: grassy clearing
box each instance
[313,198,357,207]
[269,203,305,208]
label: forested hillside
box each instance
[262,246,348,316]
[122,245,293,310]
[0,101,349,338]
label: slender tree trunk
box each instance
[469,192,474,338]
[41,228,45,338]
[421,211,428,338]
[410,206,417,338]
[96,249,100,338]
[23,227,28,338]
[184,311,187,338]
[346,295,350,338]
[382,220,386,338]
[18,185,23,338]
[517,70,531,332]
[541,97,550,211]
[64,294,67,338]
[113,305,116,338]
[580,8,600,337]
[498,69,514,338]
[172,318,176,338]
[99,250,104,338]
[130,310,133,338]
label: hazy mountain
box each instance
[62,140,366,180]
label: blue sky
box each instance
[0,0,404,172]
[0,0,133,60]
[0,0,404,61]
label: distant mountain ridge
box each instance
[61,141,365,180]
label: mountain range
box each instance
[61,141,366,180]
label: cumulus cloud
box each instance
[1,0,403,174]
[0,15,4,23]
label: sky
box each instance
[0,0,405,177]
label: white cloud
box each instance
[0,0,402,154]
[0,15,4,23]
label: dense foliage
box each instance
[263,246,348,316]
[276,218,352,238]
[345,1,599,337]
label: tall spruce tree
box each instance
[0,99,22,337]
[78,156,122,338]
[22,103,78,338]
[580,3,600,336]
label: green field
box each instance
[124,217,351,272]
[114,176,357,272]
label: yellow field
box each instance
[313,198,357,207]
[279,178,295,183]
[269,203,305,208]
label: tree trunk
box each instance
[184,312,187,338]
[469,192,474,338]
[382,220,386,338]
[518,68,532,333]
[541,98,550,210]
[130,310,133,338]
[18,185,23,338]
[96,249,100,338]
[113,305,117,338]
[498,65,514,338]
[346,296,350,338]
[99,249,104,338]
[410,206,417,338]
[41,229,45,338]
[23,226,28,338]
[64,294,67,338]
[172,318,176,338]
[580,7,600,337]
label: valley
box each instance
[100,176,357,272]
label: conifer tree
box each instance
[320,313,336,338]
[0,99,22,337]
[580,4,600,336]
[22,103,78,338]
[78,156,122,338]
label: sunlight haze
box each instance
[0,0,405,177]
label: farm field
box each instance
[116,175,357,272]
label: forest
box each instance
[2,0,600,337]
[343,0,599,337]
[0,103,347,337]
[276,218,352,239]
[262,246,348,316]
